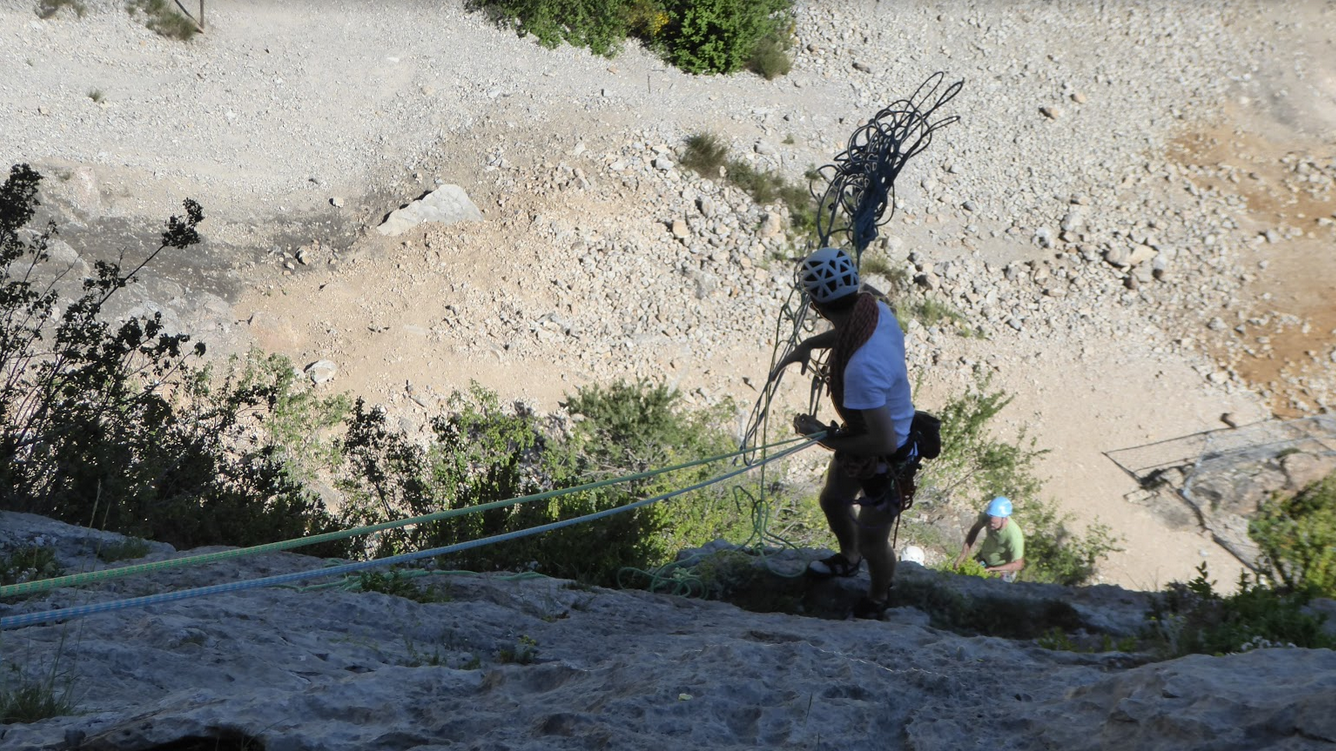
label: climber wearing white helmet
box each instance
[771,246,916,619]
[954,496,1026,582]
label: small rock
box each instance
[1221,413,1240,428]
[759,212,785,239]
[671,219,690,239]
[330,197,344,208]
[653,157,674,171]
[914,272,940,291]
[1126,244,1157,267]
[962,200,978,212]
[1040,105,1062,119]
[1060,210,1084,232]
[852,62,874,73]
[1071,92,1087,104]
[304,360,338,385]
[1152,255,1169,280]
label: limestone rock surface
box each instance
[2,512,1334,751]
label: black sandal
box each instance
[806,553,862,578]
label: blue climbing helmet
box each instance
[799,247,859,304]
[986,496,1013,518]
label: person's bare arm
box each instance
[954,520,986,567]
[985,557,1026,575]
[793,404,898,456]
[770,330,838,380]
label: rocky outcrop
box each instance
[2,512,1334,751]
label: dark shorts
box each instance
[855,472,900,513]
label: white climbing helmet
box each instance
[798,247,859,304]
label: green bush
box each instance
[1016,500,1121,586]
[334,380,744,585]
[747,31,791,80]
[36,0,87,19]
[467,0,628,57]
[681,132,730,175]
[95,537,151,563]
[903,296,968,332]
[357,567,452,604]
[1146,564,1333,657]
[887,576,1083,639]
[1250,469,1336,597]
[127,0,199,41]
[662,0,792,75]
[679,131,818,241]
[469,0,793,76]
[335,384,662,583]
[0,546,62,589]
[1,662,78,725]
[563,379,744,557]
[921,379,1045,506]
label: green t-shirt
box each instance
[976,512,1024,567]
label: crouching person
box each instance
[954,496,1025,582]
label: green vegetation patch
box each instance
[1251,469,1336,597]
[127,0,199,41]
[95,537,151,563]
[680,132,818,240]
[1146,564,1334,658]
[0,547,62,589]
[36,0,87,20]
[468,0,794,76]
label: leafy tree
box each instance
[0,164,346,552]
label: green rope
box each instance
[0,435,809,599]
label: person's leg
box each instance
[818,460,864,564]
[856,500,898,602]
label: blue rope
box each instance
[1,438,819,630]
